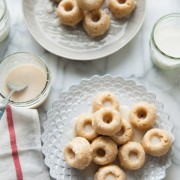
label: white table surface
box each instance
[1,0,180,179]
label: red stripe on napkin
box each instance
[6,105,23,180]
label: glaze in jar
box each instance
[0,52,51,108]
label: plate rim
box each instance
[41,74,174,180]
[22,0,147,61]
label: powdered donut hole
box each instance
[118,141,146,170]
[129,102,157,130]
[74,113,98,141]
[92,92,120,112]
[94,165,126,180]
[110,119,133,145]
[77,0,104,11]
[83,9,110,37]
[64,137,93,170]
[142,128,173,157]
[93,107,122,136]
[91,136,118,165]
[56,0,83,26]
[108,0,136,19]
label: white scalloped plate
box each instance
[22,0,146,60]
[41,75,173,180]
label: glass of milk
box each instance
[0,52,52,108]
[150,13,180,70]
[0,0,10,42]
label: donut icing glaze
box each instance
[108,0,136,19]
[77,0,104,11]
[118,141,146,170]
[142,128,173,157]
[94,165,126,180]
[75,113,98,141]
[93,107,122,136]
[83,9,110,37]
[129,102,157,130]
[64,137,93,169]
[111,119,133,145]
[91,136,118,165]
[56,0,83,26]
[92,91,120,112]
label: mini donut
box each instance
[92,92,120,112]
[91,136,118,165]
[93,107,122,136]
[142,128,173,157]
[94,165,126,180]
[56,0,83,26]
[77,0,104,11]
[64,137,93,170]
[83,9,110,37]
[74,113,98,141]
[108,0,136,19]
[129,102,157,130]
[118,141,146,170]
[110,119,133,145]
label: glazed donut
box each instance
[94,165,126,180]
[83,9,110,37]
[142,128,173,157]
[118,141,146,170]
[91,136,118,165]
[129,102,157,130]
[110,119,133,145]
[92,92,120,112]
[74,113,98,141]
[64,137,93,170]
[77,0,104,11]
[93,107,122,136]
[56,0,83,26]
[108,0,136,19]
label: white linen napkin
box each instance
[0,105,51,180]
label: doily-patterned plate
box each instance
[41,75,173,180]
[22,0,146,60]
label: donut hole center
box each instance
[96,148,105,157]
[151,135,161,145]
[129,151,138,161]
[105,173,116,180]
[117,126,125,136]
[102,98,112,107]
[84,121,93,134]
[103,112,113,124]
[118,0,126,4]
[64,2,74,12]
[92,12,101,22]
[137,108,147,119]
[67,147,75,160]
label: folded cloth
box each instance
[0,105,51,180]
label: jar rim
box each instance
[0,0,7,21]
[0,52,52,108]
[151,13,180,60]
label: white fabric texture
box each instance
[0,105,51,180]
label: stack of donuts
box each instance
[55,0,136,37]
[64,92,173,180]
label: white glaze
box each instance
[1,64,47,102]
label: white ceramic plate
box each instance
[41,75,173,180]
[22,0,146,60]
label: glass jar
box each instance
[0,0,10,42]
[0,52,52,108]
[149,13,180,70]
